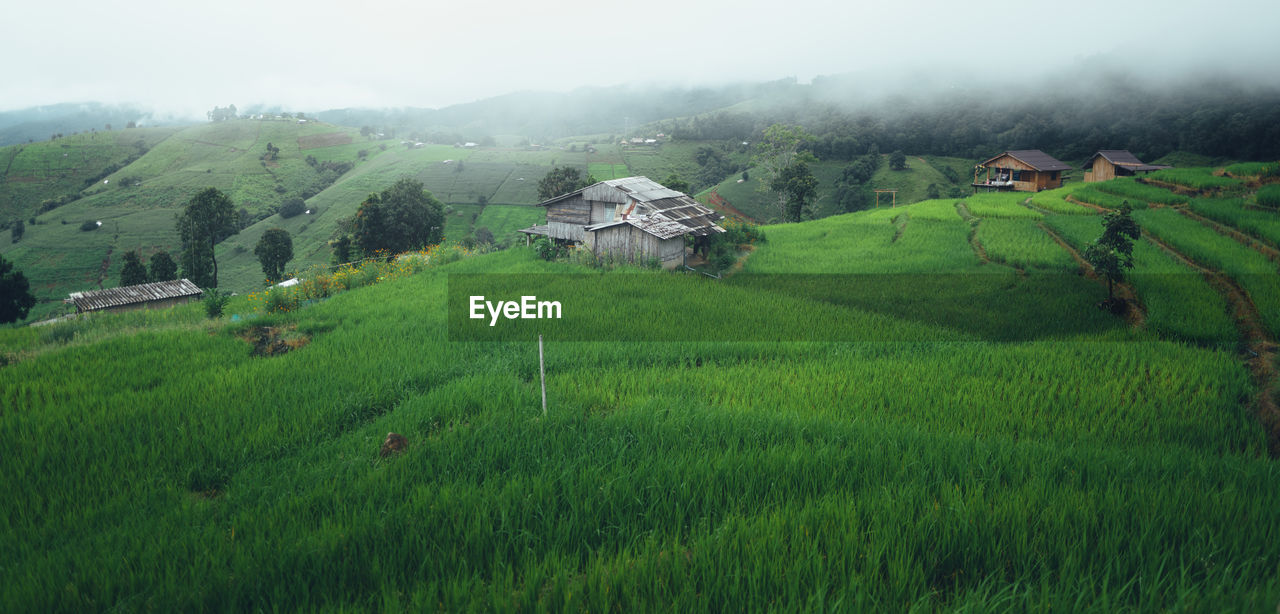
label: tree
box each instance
[279,197,306,219]
[1083,203,1140,307]
[255,228,294,283]
[889,150,907,171]
[474,226,494,246]
[770,161,819,222]
[752,124,817,221]
[331,235,354,265]
[10,218,23,243]
[149,251,177,282]
[177,187,237,288]
[537,166,590,200]
[0,255,36,324]
[119,250,149,286]
[661,174,691,194]
[353,178,444,257]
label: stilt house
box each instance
[520,176,725,269]
[1081,150,1170,182]
[973,150,1071,192]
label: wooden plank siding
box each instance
[585,225,684,269]
[545,196,590,241]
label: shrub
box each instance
[203,289,231,318]
[79,220,100,231]
[279,198,306,219]
[1257,185,1280,208]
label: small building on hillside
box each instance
[66,279,203,314]
[973,150,1071,192]
[519,176,725,269]
[1081,150,1171,182]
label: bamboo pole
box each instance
[539,334,547,416]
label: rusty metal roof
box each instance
[1082,150,1171,172]
[538,176,687,206]
[68,279,203,312]
[980,150,1072,172]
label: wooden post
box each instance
[538,334,547,416]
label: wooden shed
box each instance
[521,176,725,266]
[67,279,203,314]
[1082,150,1171,182]
[973,150,1071,192]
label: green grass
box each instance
[1070,185,1144,209]
[1,239,1275,611]
[977,218,1074,271]
[1147,168,1243,191]
[1225,161,1278,177]
[1187,197,1280,247]
[901,198,961,222]
[1135,207,1280,336]
[1045,214,1238,346]
[1257,184,1280,208]
[963,192,1041,219]
[588,163,630,180]
[1092,177,1188,206]
[1029,187,1095,214]
[473,204,545,245]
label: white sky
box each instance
[4,0,1277,117]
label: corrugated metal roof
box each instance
[68,279,203,312]
[981,150,1072,172]
[1083,150,1171,172]
[539,176,686,206]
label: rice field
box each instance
[1029,187,1094,215]
[1045,214,1237,346]
[1092,177,1188,206]
[1225,161,1278,177]
[976,218,1075,271]
[1070,185,1145,209]
[962,192,1041,219]
[1135,207,1280,336]
[1147,168,1243,191]
[3,241,1276,611]
[1187,197,1280,247]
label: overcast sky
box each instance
[4,0,1277,117]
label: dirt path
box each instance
[1173,206,1280,264]
[955,203,993,265]
[1143,231,1280,456]
[1038,221,1146,329]
[705,190,758,224]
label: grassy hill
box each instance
[706,154,972,223]
[3,179,1279,609]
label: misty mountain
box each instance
[0,103,163,146]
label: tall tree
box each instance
[119,250,149,286]
[752,124,817,221]
[889,150,907,171]
[149,250,178,282]
[661,173,691,194]
[254,228,294,283]
[537,166,591,201]
[10,218,24,243]
[0,255,37,324]
[353,178,444,258]
[177,187,237,288]
[1083,203,1141,304]
[770,161,819,222]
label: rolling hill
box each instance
[3,171,1279,609]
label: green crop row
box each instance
[1029,187,1094,214]
[1044,215,1237,346]
[1224,161,1278,177]
[1257,184,1280,208]
[1070,185,1144,209]
[1093,177,1188,205]
[1135,208,1280,336]
[1147,168,1243,191]
[977,218,1075,271]
[1187,197,1280,247]
[963,192,1041,219]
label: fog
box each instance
[3,0,1277,117]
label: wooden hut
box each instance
[1082,150,1170,182]
[973,150,1071,192]
[67,279,203,314]
[520,176,725,269]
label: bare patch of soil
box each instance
[297,132,353,150]
[241,324,310,357]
